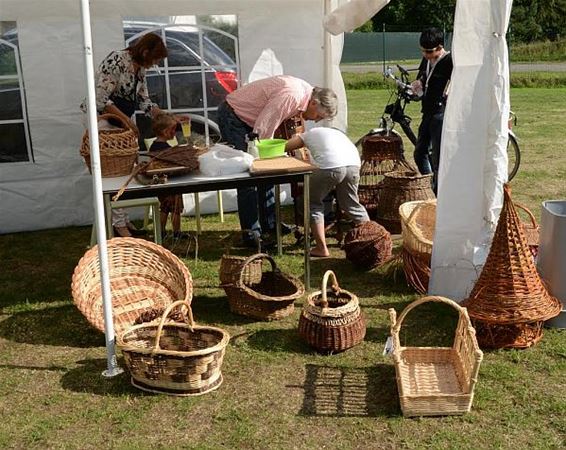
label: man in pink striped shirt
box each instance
[218,75,338,248]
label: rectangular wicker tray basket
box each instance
[388,296,483,417]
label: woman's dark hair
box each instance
[420,28,444,49]
[128,33,168,65]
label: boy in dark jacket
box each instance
[411,27,453,194]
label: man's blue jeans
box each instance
[413,111,444,194]
[217,101,276,243]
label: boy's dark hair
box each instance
[420,28,444,49]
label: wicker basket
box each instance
[358,134,413,218]
[343,221,393,270]
[388,296,483,417]
[462,184,561,349]
[118,300,230,396]
[227,253,305,321]
[374,171,435,234]
[71,237,192,336]
[399,200,436,294]
[298,270,366,352]
[80,114,139,177]
[515,202,540,258]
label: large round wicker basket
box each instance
[227,253,305,321]
[298,271,365,353]
[374,171,435,234]
[71,237,192,336]
[80,113,139,177]
[118,301,230,396]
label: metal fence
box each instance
[342,32,453,63]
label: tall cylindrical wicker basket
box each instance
[298,270,366,353]
[374,171,435,234]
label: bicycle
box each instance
[355,64,521,181]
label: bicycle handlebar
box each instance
[384,66,415,99]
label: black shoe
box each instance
[266,222,295,236]
[173,231,191,239]
[243,237,275,253]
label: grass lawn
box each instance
[0,88,565,449]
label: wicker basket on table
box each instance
[139,145,208,178]
[298,270,366,353]
[227,253,305,321]
[462,184,561,349]
[374,170,435,234]
[388,296,483,417]
[358,134,411,218]
[343,221,393,270]
[399,200,436,294]
[80,113,139,177]
[71,237,192,336]
[219,233,262,301]
[118,300,230,396]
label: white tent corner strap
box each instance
[323,0,391,35]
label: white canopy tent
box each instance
[0,0,512,374]
[0,0,348,234]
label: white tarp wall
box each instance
[429,0,512,300]
[0,0,347,233]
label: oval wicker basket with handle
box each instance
[388,296,483,417]
[515,202,539,258]
[298,270,366,353]
[228,253,305,321]
[71,237,192,337]
[80,113,139,177]
[118,300,230,396]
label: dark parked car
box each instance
[124,23,239,145]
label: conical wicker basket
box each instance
[71,237,192,336]
[389,296,483,417]
[227,253,305,321]
[358,133,412,218]
[80,114,139,177]
[462,185,561,349]
[118,300,230,396]
[343,221,393,270]
[298,271,365,352]
[374,171,435,234]
[399,200,436,294]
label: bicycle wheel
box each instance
[507,132,520,181]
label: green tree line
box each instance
[357,0,566,43]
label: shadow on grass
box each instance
[190,295,260,326]
[60,358,138,396]
[293,363,399,417]
[243,328,314,355]
[0,304,105,348]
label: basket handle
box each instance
[319,270,341,309]
[390,296,467,336]
[98,113,133,131]
[237,253,276,285]
[152,300,195,353]
[514,202,538,229]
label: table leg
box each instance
[275,184,282,256]
[194,193,201,234]
[104,194,113,239]
[303,174,310,289]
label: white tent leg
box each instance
[80,0,123,378]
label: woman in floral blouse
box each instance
[82,33,168,237]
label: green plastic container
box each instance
[256,139,286,159]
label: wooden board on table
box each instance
[250,157,317,176]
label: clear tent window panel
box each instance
[0,22,32,163]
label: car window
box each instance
[166,38,200,67]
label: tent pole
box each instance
[79,0,123,378]
[323,0,332,89]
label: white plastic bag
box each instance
[199,143,255,177]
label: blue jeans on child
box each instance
[217,101,276,244]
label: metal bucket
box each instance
[537,200,566,328]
